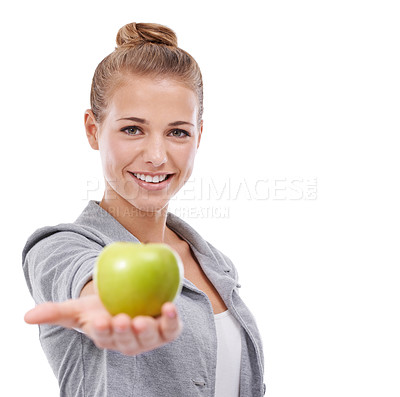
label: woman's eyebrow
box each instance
[116,116,194,127]
[168,120,194,127]
[116,116,148,124]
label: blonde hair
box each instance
[90,22,203,126]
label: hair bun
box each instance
[116,22,178,48]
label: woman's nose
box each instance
[143,135,167,167]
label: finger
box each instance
[112,314,139,355]
[24,301,79,328]
[159,302,182,343]
[88,314,114,350]
[132,316,159,351]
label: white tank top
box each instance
[214,309,242,396]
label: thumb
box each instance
[24,300,80,329]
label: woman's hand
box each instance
[24,294,183,356]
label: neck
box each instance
[99,192,170,244]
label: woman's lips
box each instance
[128,172,174,191]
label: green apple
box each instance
[93,242,184,318]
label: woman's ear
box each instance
[84,109,100,150]
[197,120,203,149]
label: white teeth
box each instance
[133,173,169,183]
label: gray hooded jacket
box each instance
[22,200,265,396]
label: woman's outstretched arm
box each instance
[24,282,182,356]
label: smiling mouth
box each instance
[129,172,173,184]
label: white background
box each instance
[1,0,399,396]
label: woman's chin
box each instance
[126,199,169,215]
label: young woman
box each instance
[23,22,265,397]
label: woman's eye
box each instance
[169,129,190,138]
[121,126,141,136]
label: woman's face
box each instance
[87,74,202,213]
